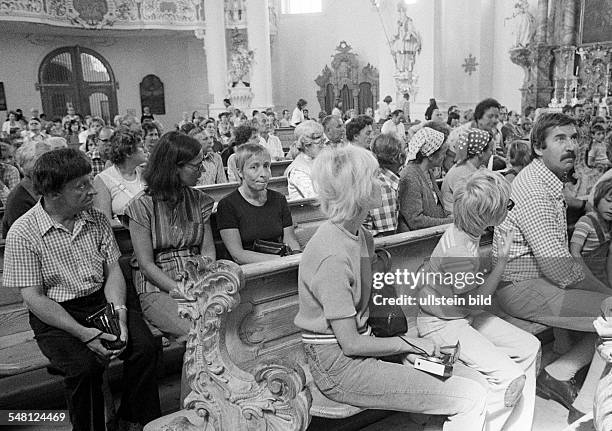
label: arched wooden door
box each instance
[38,46,118,124]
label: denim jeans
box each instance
[303,343,487,431]
[418,311,540,431]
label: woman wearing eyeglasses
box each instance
[93,128,147,226]
[416,170,539,431]
[284,120,325,200]
[218,143,301,264]
[125,131,215,340]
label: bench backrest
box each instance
[271,160,292,177]
[195,176,288,202]
[275,127,296,152]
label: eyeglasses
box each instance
[183,161,204,172]
[507,199,515,211]
[98,138,111,143]
[303,134,324,147]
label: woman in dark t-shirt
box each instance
[217,143,301,264]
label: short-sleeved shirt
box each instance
[125,187,214,294]
[197,152,227,186]
[418,224,481,319]
[570,212,611,255]
[3,201,121,302]
[294,221,374,335]
[216,189,293,249]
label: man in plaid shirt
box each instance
[492,112,612,423]
[3,149,160,431]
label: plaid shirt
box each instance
[492,158,583,288]
[364,168,400,236]
[3,201,121,302]
[88,149,106,178]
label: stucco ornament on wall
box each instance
[391,1,421,101]
[0,0,204,29]
[462,54,479,76]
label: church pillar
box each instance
[561,0,577,45]
[536,0,549,44]
[246,0,273,109]
[201,0,228,114]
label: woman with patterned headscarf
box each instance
[398,126,452,231]
[441,128,494,214]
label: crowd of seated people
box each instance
[2,93,612,431]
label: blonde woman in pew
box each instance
[294,145,488,431]
[284,120,325,200]
[93,128,147,226]
[417,170,540,431]
[217,143,301,264]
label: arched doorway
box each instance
[38,46,118,124]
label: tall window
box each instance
[281,0,322,14]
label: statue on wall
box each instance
[391,2,421,73]
[506,0,536,48]
[227,30,254,86]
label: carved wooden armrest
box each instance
[166,256,311,431]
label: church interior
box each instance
[1,1,612,431]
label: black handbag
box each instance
[85,303,126,350]
[368,249,408,337]
[252,239,290,257]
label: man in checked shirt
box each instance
[492,112,612,424]
[3,149,161,431]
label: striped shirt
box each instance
[570,212,611,254]
[125,187,214,294]
[3,201,121,302]
[492,158,584,288]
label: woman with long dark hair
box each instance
[125,131,215,337]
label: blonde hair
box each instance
[311,145,380,223]
[453,170,510,236]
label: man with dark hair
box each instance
[449,98,503,158]
[346,114,374,149]
[3,148,161,431]
[381,109,406,145]
[524,106,536,121]
[492,113,611,424]
[322,115,346,146]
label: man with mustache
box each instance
[492,113,611,424]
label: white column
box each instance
[202,0,228,114]
[246,0,273,109]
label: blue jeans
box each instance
[304,343,487,431]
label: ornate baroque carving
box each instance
[156,256,311,431]
[0,0,204,30]
[314,41,379,114]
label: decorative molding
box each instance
[0,0,205,30]
[154,256,311,431]
[25,33,118,46]
[224,0,245,29]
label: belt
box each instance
[301,326,371,345]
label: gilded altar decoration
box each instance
[314,41,379,115]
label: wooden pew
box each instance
[270,160,292,177]
[196,176,288,202]
[144,225,550,431]
[275,127,296,152]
